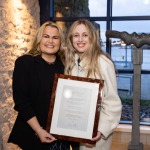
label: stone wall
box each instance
[0,0,40,149]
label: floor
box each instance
[110,124,150,150]
[111,142,150,150]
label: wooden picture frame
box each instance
[46,73,104,144]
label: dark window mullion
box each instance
[52,17,107,22]
[112,16,150,21]
[106,0,112,54]
[50,0,54,20]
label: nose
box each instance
[48,37,53,43]
[78,35,83,42]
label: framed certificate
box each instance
[46,73,104,144]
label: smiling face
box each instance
[39,26,61,59]
[72,24,90,55]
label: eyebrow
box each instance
[73,32,88,34]
[42,34,60,37]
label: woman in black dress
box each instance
[8,21,70,150]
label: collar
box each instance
[74,53,89,69]
[34,54,58,64]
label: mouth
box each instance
[45,45,54,48]
[77,43,85,48]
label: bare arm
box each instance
[27,116,56,143]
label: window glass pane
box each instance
[112,21,150,70]
[118,73,150,124]
[54,0,90,17]
[94,21,106,51]
[112,21,150,33]
[54,0,107,17]
[89,0,107,17]
[143,49,150,70]
[141,74,150,124]
[117,73,133,121]
[113,0,150,16]
[112,44,133,70]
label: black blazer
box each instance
[8,54,65,149]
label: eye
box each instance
[83,34,88,37]
[42,34,49,38]
[73,34,79,37]
[53,36,60,39]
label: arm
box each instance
[27,116,56,142]
[86,56,121,143]
[98,56,122,139]
[13,55,56,143]
[13,55,36,121]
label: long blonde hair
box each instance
[64,19,112,78]
[28,21,65,59]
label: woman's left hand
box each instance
[85,131,101,147]
[91,131,101,141]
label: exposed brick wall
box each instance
[0,0,40,149]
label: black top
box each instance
[8,54,70,150]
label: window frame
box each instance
[39,0,150,125]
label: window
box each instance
[89,0,107,17]
[47,0,150,125]
[113,0,150,16]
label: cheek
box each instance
[72,42,77,49]
[39,42,43,50]
[86,39,90,46]
[39,39,45,47]
[72,39,77,46]
[55,40,61,47]
[58,41,61,46]
[86,37,90,43]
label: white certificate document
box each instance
[50,78,99,139]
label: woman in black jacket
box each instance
[8,21,70,150]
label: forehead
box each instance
[73,24,88,33]
[43,26,60,35]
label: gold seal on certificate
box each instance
[46,74,104,144]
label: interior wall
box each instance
[0,0,40,149]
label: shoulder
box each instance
[99,54,114,67]
[98,54,116,77]
[16,54,33,62]
[15,54,33,64]
[14,54,34,69]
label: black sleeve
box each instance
[13,55,36,122]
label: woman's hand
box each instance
[91,131,101,141]
[27,117,56,143]
[36,127,56,143]
[85,131,101,147]
[27,116,56,143]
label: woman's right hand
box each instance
[27,116,56,143]
[36,127,56,143]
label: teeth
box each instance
[46,45,54,48]
[78,43,84,45]
[78,43,85,47]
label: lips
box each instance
[77,43,85,47]
[45,45,54,48]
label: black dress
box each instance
[8,54,71,150]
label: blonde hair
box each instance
[64,19,112,78]
[28,21,65,57]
